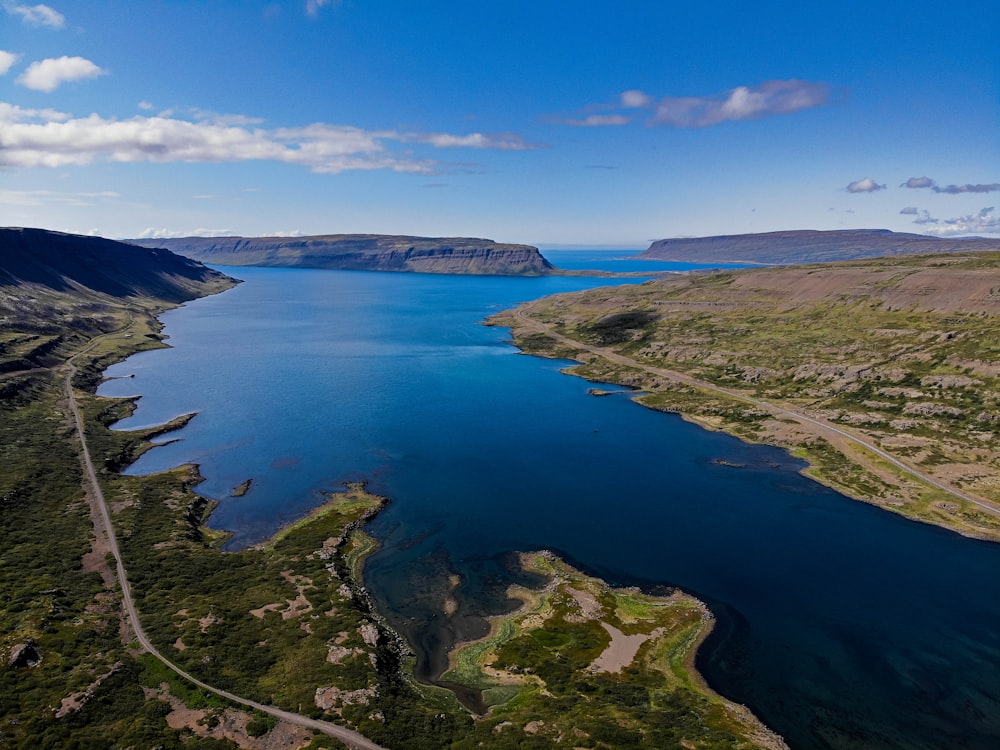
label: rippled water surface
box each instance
[100,264,1000,750]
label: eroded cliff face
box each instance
[129,234,555,276]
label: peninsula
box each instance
[129,233,555,276]
[640,228,1000,265]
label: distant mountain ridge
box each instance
[129,234,555,276]
[640,229,1000,264]
[0,227,233,302]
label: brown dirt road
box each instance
[513,308,1000,521]
[64,330,387,750]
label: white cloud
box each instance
[557,114,631,127]
[394,131,543,150]
[305,0,339,16]
[846,177,886,193]
[138,100,154,110]
[0,101,538,174]
[0,101,72,122]
[620,89,653,108]
[933,182,1000,194]
[189,108,266,126]
[918,207,1000,236]
[0,188,120,207]
[5,3,65,28]
[651,79,830,127]
[554,79,830,130]
[0,50,19,75]
[17,56,106,92]
[137,227,234,239]
[899,176,1000,194]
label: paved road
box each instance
[64,339,388,750]
[514,308,1000,519]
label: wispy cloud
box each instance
[137,227,234,239]
[396,131,544,150]
[900,176,999,194]
[846,177,885,193]
[0,50,19,75]
[933,182,1000,194]
[305,0,339,17]
[5,3,64,28]
[555,114,631,127]
[556,79,831,129]
[651,80,830,127]
[0,101,540,174]
[620,89,653,108]
[0,188,120,207]
[899,206,918,215]
[907,206,1000,235]
[901,176,934,189]
[16,56,105,92]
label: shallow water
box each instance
[100,264,1000,749]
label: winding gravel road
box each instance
[64,342,387,750]
[514,308,1000,520]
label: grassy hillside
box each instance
[492,251,1000,540]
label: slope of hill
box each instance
[129,234,556,275]
[640,229,1000,264]
[493,251,1000,541]
[0,227,236,386]
[1,227,234,302]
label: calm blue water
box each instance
[541,248,751,273]
[99,267,1000,750]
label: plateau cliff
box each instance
[640,229,1000,265]
[129,234,555,275]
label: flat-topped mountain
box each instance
[640,229,1000,265]
[129,234,556,276]
[1,227,233,302]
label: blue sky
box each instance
[2,1,997,246]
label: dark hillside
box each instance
[0,227,232,301]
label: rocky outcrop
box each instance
[640,229,1000,265]
[8,639,41,668]
[129,234,556,276]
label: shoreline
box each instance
[440,550,788,749]
[489,302,1000,544]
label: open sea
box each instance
[98,256,1000,749]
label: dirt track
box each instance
[64,330,387,750]
[513,308,1000,520]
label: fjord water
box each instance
[99,264,1000,750]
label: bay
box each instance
[99,265,1000,750]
